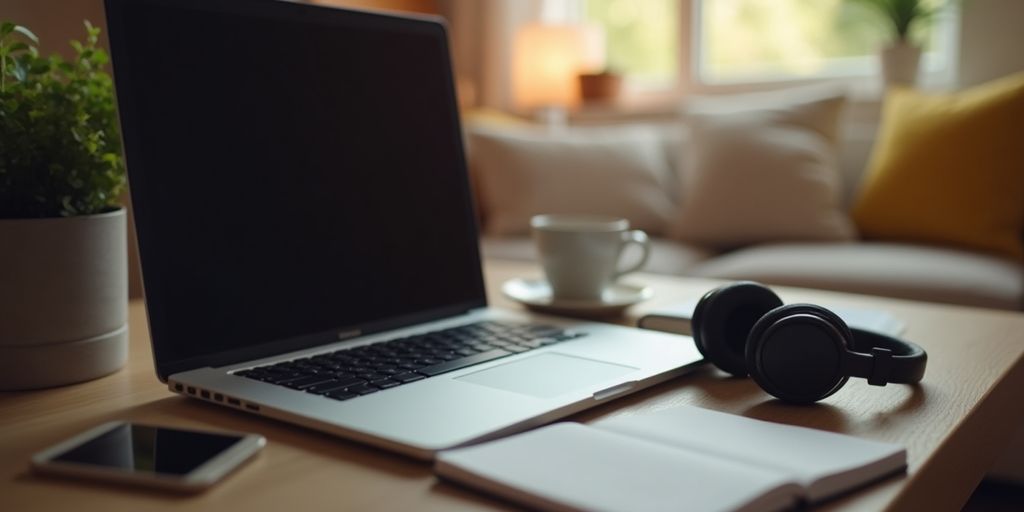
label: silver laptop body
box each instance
[105,0,703,459]
[171,308,701,459]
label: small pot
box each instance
[880,41,922,87]
[0,208,128,390]
[579,72,623,103]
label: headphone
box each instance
[691,281,927,404]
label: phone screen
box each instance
[51,424,245,475]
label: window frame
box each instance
[586,0,961,104]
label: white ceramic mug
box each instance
[531,214,651,301]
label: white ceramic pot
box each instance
[880,41,922,87]
[0,208,128,390]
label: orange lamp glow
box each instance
[512,24,602,111]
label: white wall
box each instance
[957,0,1024,87]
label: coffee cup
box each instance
[530,214,651,301]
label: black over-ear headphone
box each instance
[691,281,927,404]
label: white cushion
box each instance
[469,125,678,236]
[670,87,857,248]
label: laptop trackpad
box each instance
[456,353,637,399]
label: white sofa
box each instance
[472,120,1024,312]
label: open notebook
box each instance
[435,406,905,512]
[638,299,907,338]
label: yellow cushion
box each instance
[852,72,1024,261]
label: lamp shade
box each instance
[513,24,601,111]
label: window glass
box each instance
[581,0,954,91]
[583,0,680,88]
[698,0,947,83]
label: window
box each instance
[697,0,954,84]
[582,0,958,94]
[583,0,680,89]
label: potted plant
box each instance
[850,0,949,86]
[578,69,624,105]
[0,21,128,390]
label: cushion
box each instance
[670,87,856,249]
[852,72,1024,261]
[468,125,678,236]
[688,242,1023,310]
[461,109,535,223]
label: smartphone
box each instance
[31,422,265,492]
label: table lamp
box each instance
[512,23,604,125]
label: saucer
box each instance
[501,277,653,318]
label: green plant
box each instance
[848,0,950,44]
[0,21,125,219]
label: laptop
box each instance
[104,0,703,459]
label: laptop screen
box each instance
[106,0,486,377]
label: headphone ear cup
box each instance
[745,304,855,403]
[691,282,783,377]
[747,303,855,351]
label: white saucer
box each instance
[501,277,653,318]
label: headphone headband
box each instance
[845,329,927,385]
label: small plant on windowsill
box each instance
[0,21,129,390]
[848,0,952,86]
[579,69,624,105]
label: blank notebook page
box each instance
[595,406,905,502]
[436,422,799,512]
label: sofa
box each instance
[465,90,1024,312]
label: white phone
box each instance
[31,421,265,492]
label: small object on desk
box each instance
[435,406,906,512]
[639,282,924,404]
[638,298,907,337]
[530,214,652,302]
[30,421,265,493]
[502,277,652,318]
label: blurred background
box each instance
[5,0,1022,114]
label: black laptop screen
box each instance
[106,0,485,376]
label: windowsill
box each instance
[568,70,956,125]
[569,97,683,124]
[568,80,881,125]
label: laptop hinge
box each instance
[335,329,363,341]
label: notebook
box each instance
[638,299,907,338]
[104,0,703,459]
[436,406,906,512]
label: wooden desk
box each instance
[3,259,1023,511]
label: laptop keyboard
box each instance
[234,321,586,402]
